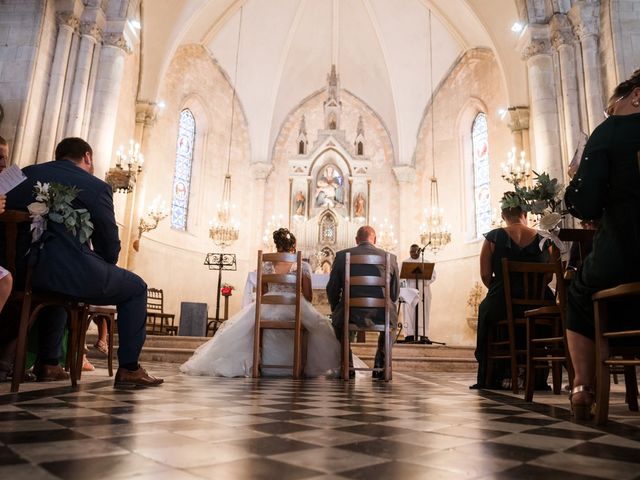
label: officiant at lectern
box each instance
[400,244,436,343]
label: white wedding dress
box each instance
[180,261,342,377]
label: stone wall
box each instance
[602,0,640,92]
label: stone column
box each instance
[250,162,273,252]
[37,12,79,164]
[569,1,604,133]
[392,165,417,253]
[65,22,101,137]
[550,13,582,168]
[518,25,563,181]
[87,32,131,179]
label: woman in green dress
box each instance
[565,70,640,419]
[472,198,551,389]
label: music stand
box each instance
[204,253,237,324]
[399,261,444,345]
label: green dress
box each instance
[565,113,640,339]
[474,228,550,387]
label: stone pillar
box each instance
[392,165,417,253]
[87,32,130,179]
[65,22,101,137]
[250,162,273,252]
[569,1,604,132]
[123,102,157,270]
[37,12,79,164]
[518,25,563,181]
[506,106,530,157]
[550,13,582,168]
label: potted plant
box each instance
[466,282,484,331]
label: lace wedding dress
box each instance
[180,261,341,377]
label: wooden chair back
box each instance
[343,252,392,381]
[252,250,305,378]
[0,210,88,392]
[593,282,640,425]
[146,288,176,335]
[486,258,557,392]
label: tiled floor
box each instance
[0,363,639,479]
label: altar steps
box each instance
[87,333,477,373]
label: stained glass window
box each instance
[471,113,491,236]
[171,109,196,230]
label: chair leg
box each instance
[524,319,534,402]
[68,309,79,387]
[108,315,115,377]
[384,329,392,382]
[594,300,610,425]
[552,361,562,395]
[623,364,639,412]
[252,325,261,378]
[342,326,350,381]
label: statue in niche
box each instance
[315,165,345,208]
[294,190,306,216]
[353,192,366,218]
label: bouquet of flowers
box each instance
[220,283,235,297]
[28,181,94,244]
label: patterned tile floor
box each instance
[0,361,639,479]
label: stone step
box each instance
[87,334,478,372]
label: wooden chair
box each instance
[146,288,177,335]
[0,210,89,392]
[86,305,116,376]
[593,282,640,425]
[252,250,306,379]
[342,252,393,382]
[486,258,557,393]
[523,253,572,401]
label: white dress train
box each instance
[180,261,342,377]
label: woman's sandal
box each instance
[570,385,594,421]
[94,339,109,356]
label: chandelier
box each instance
[208,6,244,249]
[374,217,398,252]
[419,10,451,254]
[500,147,531,187]
[261,213,286,251]
[105,139,144,193]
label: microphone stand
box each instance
[411,244,445,346]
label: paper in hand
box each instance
[568,133,588,178]
[0,164,27,194]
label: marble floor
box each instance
[0,362,639,480]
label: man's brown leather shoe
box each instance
[114,367,163,388]
[36,364,70,382]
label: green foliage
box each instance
[500,171,564,216]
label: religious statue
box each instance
[354,192,366,218]
[294,190,305,216]
[315,165,344,208]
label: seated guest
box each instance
[5,137,162,387]
[326,225,399,379]
[471,194,551,390]
[564,69,640,420]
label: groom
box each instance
[326,226,399,378]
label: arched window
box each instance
[298,140,305,155]
[471,113,491,236]
[319,212,337,244]
[170,109,196,231]
[357,142,364,156]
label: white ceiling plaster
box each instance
[140,0,526,166]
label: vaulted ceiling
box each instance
[139,0,526,165]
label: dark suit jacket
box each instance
[326,242,399,328]
[6,159,122,299]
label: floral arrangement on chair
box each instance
[28,181,94,244]
[220,283,235,297]
[501,171,565,231]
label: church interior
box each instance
[1,0,640,478]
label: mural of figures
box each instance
[353,192,366,218]
[294,190,306,216]
[315,165,345,207]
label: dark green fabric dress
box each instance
[565,113,640,339]
[474,228,551,386]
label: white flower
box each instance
[539,212,562,231]
[27,201,49,216]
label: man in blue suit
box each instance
[6,137,162,387]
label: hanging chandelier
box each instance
[374,217,398,253]
[209,7,244,249]
[419,9,451,254]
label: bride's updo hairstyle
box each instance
[273,228,296,253]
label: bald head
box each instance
[356,226,376,245]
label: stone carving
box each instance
[550,14,575,49]
[103,32,132,54]
[56,12,80,30]
[568,1,600,40]
[250,162,273,181]
[392,165,416,184]
[507,106,530,132]
[521,39,552,60]
[80,22,103,42]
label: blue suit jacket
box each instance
[6,159,122,299]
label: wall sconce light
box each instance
[105,140,144,193]
[132,195,168,251]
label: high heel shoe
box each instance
[570,385,594,421]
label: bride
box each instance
[180,228,341,377]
